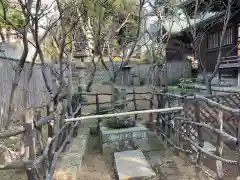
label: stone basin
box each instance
[100,124,149,155]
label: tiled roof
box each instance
[163,11,224,34]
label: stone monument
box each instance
[100,122,148,155]
[73,41,88,91]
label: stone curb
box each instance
[53,128,89,180]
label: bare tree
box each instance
[175,0,235,94]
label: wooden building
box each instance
[165,0,240,85]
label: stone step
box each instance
[114,150,156,180]
[53,127,89,180]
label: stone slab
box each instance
[53,128,89,180]
[114,150,155,180]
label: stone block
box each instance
[53,128,89,180]
[114,150,155,180]
[100,124,148,155]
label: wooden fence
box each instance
[0,92,78,180]
[68,91,240,179]
[148,92,240,179]
[1,90,240,180]
[0,58,53,129]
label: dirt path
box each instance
[77,153,112,180]
[77,135,113,180]
[145,133,202,180]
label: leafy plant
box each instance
[0,1,25,28]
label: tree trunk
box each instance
[0,29,5,42]
[206,78,212,95]
[202,67,212,95]
[110,77,118,109]
[86,62,96,92]
[67,53,73,115]
[6,70,23,129]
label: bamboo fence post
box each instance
[216,110,224,180]
[195,99,204,179]
[133,89,137,120]
[149,94,153,122]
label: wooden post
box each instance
[217,71,221,84]
[166,113,172,147]
[25,109,36,160]
[149,94,153,122]
[166,97,171,147]
[46,102,54,176]
[50,100,62,157]
[96,93,100,133]
[236,113,240,180]
[133,89,137,120]
[47,101,54,138]
[34,110,44,154]
[238,67,240,87]
[184,98,190,150]
[174,99,181,155]
[216,110,224,180]
[161,115,166,141]
[24,109,37,179]
[195,99,204,179]
[78,93,82,116]
[156,94,161,136]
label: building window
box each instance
[207,27,232,49]
[221,27,232,46]
[207,32,219,49]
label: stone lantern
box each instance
[73,41,88,92]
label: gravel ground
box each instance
[77,130,207,180]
